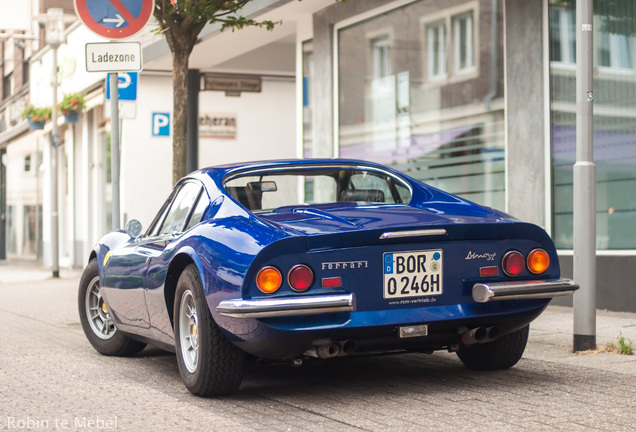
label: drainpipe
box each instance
[483,0,499,209]
[485,0,499,111]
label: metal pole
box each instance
[109,73,121,230]
[0,148,6,261]
[51,45,60,278]
[573,0,596,351]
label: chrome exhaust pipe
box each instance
[316,342,341,358]
[341,340,356,355]
[487,326,501,340]
[461,327,488,345]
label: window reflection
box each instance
[337,0,504,210]
[550,4,636,249]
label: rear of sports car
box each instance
[215,204,578,366]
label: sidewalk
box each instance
[526,305,636,375]
[0,261,81,283]
[1,261,635,375]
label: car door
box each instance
[102,182,204,329]
[141,181,209,328]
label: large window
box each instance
[337,0,504,210]
[550,4,636,249]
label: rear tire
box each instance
[174,264,244,396]
[78,259,146,356]
[457,325,529,371]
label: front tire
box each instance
[457,325,529,371]
[174,264,244,396]
[78,259,146,356]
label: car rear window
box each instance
[223,166,412,212]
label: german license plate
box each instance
[383,250,443,299]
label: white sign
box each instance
[0,1,30,31]
[105,101,137,119]
[199,113,237,139]
[86,42,142,73]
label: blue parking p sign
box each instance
[106,72,138,101]
[152,113,170,136]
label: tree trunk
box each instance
[172,48,189,185]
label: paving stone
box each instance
[1,264,636,431]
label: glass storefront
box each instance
[550,1,636,249]
[335,0,506,210]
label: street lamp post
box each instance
[573,0,597,351]
[35,8,75,278]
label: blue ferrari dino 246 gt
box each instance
[78,159,578,396]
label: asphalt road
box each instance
[1,267,635,431]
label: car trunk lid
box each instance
[256,204,516,250]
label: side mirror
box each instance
[125,219,143,240]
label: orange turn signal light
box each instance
[527,249,550,274]
[256,266,283,294]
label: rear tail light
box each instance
[288,264,314,292]
[502,251,525,277]
[256,266,282,293]
[527,249,550,274]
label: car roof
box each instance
[189,159,408,185]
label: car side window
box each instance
[184,192,209,231]
[146,192,177,238]
[157,183,203,236]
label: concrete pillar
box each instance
[312,10,335,159]
[504,0,547,227]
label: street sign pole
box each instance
[110,72,121,230]
[51,43,60,278]
[36,8,74,278]
[573,0,596,352]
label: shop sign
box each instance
[199,113,237,139]
[203,75,261,96]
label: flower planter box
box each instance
[28,117,46,130]
[63,111,80,124]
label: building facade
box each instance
[1,0,635,311]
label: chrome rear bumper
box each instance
[472,279,579,303]
[217,293,355,319]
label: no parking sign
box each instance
[74,0,153,39]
